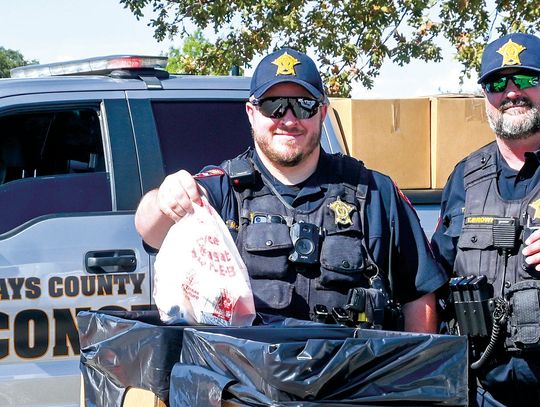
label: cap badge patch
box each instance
[328,197,355,226]
[272,52,300,76]
[497,39,526,67]
[529,199,540,220]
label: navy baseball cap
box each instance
[250,48,326,101]
[478,32,540,83]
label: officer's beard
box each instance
[487,97,540,140]
[252,116,323,167]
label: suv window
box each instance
[0,108,111,234]
[152,101,253,175]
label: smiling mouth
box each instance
[502,105,529,115]
[275,132,303,137]
[501,99,531,112]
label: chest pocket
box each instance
[457,226,494,251]
[319,211,366,290]
[242,223,292,279]
[456,225,497,280]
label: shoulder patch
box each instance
[193,168,225,179]
[393,181,414,209]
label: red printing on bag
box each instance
[191,234,237,277]
[181,273,200,300]
[213,289,234,322]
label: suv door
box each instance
[0,92,152,407]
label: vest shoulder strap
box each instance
[220,148,253,175]
[463,141,498,189]
[328,153,369,200]
[327,153,382,276]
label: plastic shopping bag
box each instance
[153,198,256,326]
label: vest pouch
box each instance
[506,280,540,350]
[363,287,386,327]
[319,233,365,289]
[456,227,497,283]
[243,223,293,278]
[457,227,494,250]
[249,278,293,310]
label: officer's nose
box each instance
[504,80,523,99]
[280,105,299,124]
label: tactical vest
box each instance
[455,142,540,350]
[222,150,381,321]
[455,142,540,292]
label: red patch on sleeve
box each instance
[193,168,225,179]
[392,181,414,209]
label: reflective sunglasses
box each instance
[483,73,540,93]
[251,97,321,119]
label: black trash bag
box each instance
[170,328,468,407]
[77,310,356,407]
[78,310,184,407]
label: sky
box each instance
[1,0,481,98]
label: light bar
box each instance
[10,55,169,78]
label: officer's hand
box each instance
[522,229,540,270]
[156,170,203,222]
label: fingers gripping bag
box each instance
[153,198,256,326]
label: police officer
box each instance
[136,47,447,333]
[432,33,540,406]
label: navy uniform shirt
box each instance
[195,149,447,305]
[431,147,540,275]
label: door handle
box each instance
[85,249,137,273]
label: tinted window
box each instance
[0,109,111,233]
[152,101,253,175]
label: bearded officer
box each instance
[432,33,540,406]
[136,47,447,333]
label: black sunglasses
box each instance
[483,73,540,93]
[251,97,321,119]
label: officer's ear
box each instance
[319,103,328,121]
[245,101,256,127]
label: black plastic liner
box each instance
[78,310,468,407]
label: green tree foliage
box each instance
[0,47,38,78]
[120,0,540,97]
[166,29,241,75]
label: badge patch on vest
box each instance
[193,168,225,178]
[328,197,355,226]
[465,216,495,224]
[529,199,540,220]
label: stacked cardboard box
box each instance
[330,95,495,190]
[330,98,431,189]
[430,95,495,188]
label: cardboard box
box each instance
[123,388,167,407]
[330,98,431,189]
[430,95,495,188]
[81,382,166,407]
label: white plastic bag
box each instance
[153,198,256,326]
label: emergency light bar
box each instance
[10,55,169,78]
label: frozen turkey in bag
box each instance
[153,197,256,326]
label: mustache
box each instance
[499,97,533,111]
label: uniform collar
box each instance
[497,147,540,181]
[252,149,327,202]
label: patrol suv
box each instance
[0,55,351,407]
